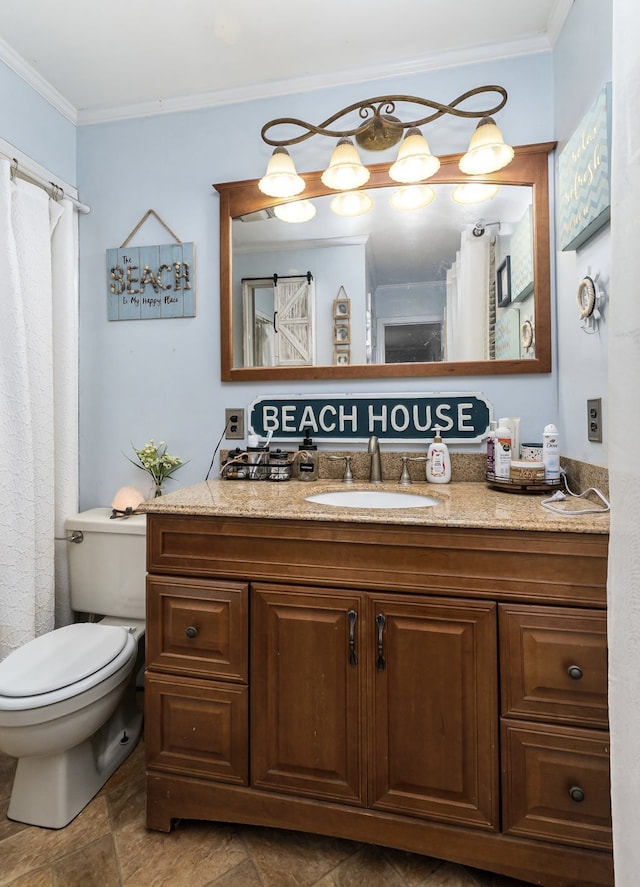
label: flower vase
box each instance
[151,482,163,498]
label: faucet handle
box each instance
[328,454,354,483]
[399,456,427,485]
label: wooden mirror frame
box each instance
[215,141,555,382]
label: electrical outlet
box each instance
[225,408,245,440]
[587,398,603,443]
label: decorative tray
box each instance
[485,473,561,494]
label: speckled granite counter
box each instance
[140,479,609,534]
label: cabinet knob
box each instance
[569,785,585,803]
[185,626,198,639]
[567,664,583,680]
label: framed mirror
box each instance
[215,142,555,381]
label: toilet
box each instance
[0,507,146,829]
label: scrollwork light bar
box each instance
[261,86,508,150]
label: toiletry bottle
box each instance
[542,423,560,482]
[494,422,512,479]
[486,420,497,477]
[426,427,451,484]
[297,429,318,482]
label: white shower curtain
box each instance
[0,159,78,662]
[445,230,490,361]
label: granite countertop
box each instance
[140,479,610,535]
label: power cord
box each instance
[541,468,610,515]
[205,416,232,481]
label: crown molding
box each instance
[0,30,553,129]
[76,34,551,127]
[547,0,574,46]
[0,36,77,124]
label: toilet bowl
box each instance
[0,509,147,829]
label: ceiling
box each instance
[0,0,572,124]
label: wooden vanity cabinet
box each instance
[251,584,498,828]
[144,513,613,887]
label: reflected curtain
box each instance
[0,159,78,661]
[445,229,491,361]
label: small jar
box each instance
[268,449,291,482]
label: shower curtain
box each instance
[0,159,78,662]
[445,229,490,361]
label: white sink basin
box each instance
[305,490,439,509]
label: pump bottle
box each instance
[426,427,451,484]
[297,429,318,482]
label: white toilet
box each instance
[0,507,147,829]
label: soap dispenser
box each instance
[426,427,451,484]
[297,429,318,482]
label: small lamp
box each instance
[390,184,436,211]
[459,117,514,175]
[321,138,370,191]
[389,128,441,183]
[329,190,374,217]
[273,199,317,223]
[111,486,145,519]
[259,147,305,198]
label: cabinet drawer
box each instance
[147,575,248,681]
[499,604,608,727]
[146,672,248,784]
[501,719,611,850]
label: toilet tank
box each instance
[64,508,147,619]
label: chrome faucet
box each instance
[368,435,382,483]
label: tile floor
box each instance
[0,737,538,887]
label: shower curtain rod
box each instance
[3,154,90,214]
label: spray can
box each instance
[542,424,560,483]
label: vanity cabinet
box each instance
[144,512,613,887]
[251,585,498,828]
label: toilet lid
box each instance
[0,623,130,697]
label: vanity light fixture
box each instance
[330,190,374,217]
[390,184,436,211]
[259,86,513,199]
[389,128,440,183]
[273,199,317,223]
[458,117,514,175]
[258,147,305,198]
[451,181,500,205]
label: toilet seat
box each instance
[0,623,136,711]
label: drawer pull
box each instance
[569,785,585,803]
[185,626,198,639]
[567,664,584,680]
[347,610,358,667]
[376,613,386,671]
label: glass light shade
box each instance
[112,485,145,512]
[321,138,370,191]
[389,128,441,183]
[451,182,500,205]
[273,199,317,223]
[258,147,305,198]
[458,117,515,175]
[390,184,436,211]
[330,190,374,217]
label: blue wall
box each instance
[0,59,76,183]
[76,53,556,507]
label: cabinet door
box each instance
[369,595,499,830]
[251,583,365,805]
